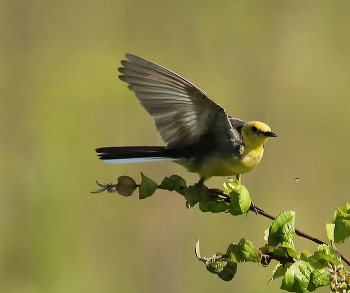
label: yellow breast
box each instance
[177,145,265,180]
[239,145,264,173]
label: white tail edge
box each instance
[103,157,175,164]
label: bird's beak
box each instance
[263,131,277,137]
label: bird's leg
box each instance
[197,178,205,185]
[236,174,241,182]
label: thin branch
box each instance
[331,241,350,268]
[250,204,350,267]
[92,179,350,267]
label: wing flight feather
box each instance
[119,54,241,149]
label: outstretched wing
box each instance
[119,54,241,149]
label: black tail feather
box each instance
[95,146,186,160]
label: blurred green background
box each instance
[1,0,350,292]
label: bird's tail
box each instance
[95,146,185,164]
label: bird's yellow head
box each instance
[241,121,277,150]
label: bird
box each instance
[96,54,277,184]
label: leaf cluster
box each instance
[92,174,350,292]
[92,175,250,215]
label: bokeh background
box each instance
[1,0,350,292]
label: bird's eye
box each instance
[252,126,258,132]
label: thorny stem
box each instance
[250,204,350,267]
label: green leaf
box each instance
[218,262,237,282]
[326,223,335,242]
[225,181,251,216]
[205,254,227,274]
[281,260,314,293]
[269,263,292,283]
[305,244,341,269]
[223,179,240,192]
[139,173,158,199]
[199,200,229,213]
[226,238,261,263]
[116,176,137,196]
[307,268,330,292]
[158,175,186,193]
[332,203,350,243]
[299,250,311,261]
[204,254,237,282]
[264,227,270,241]
[260,245,298,263]
[195,238,237,282]
[268,210,296,251]
[181,184,210,208]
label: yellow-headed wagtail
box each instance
[96,54,277,183]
